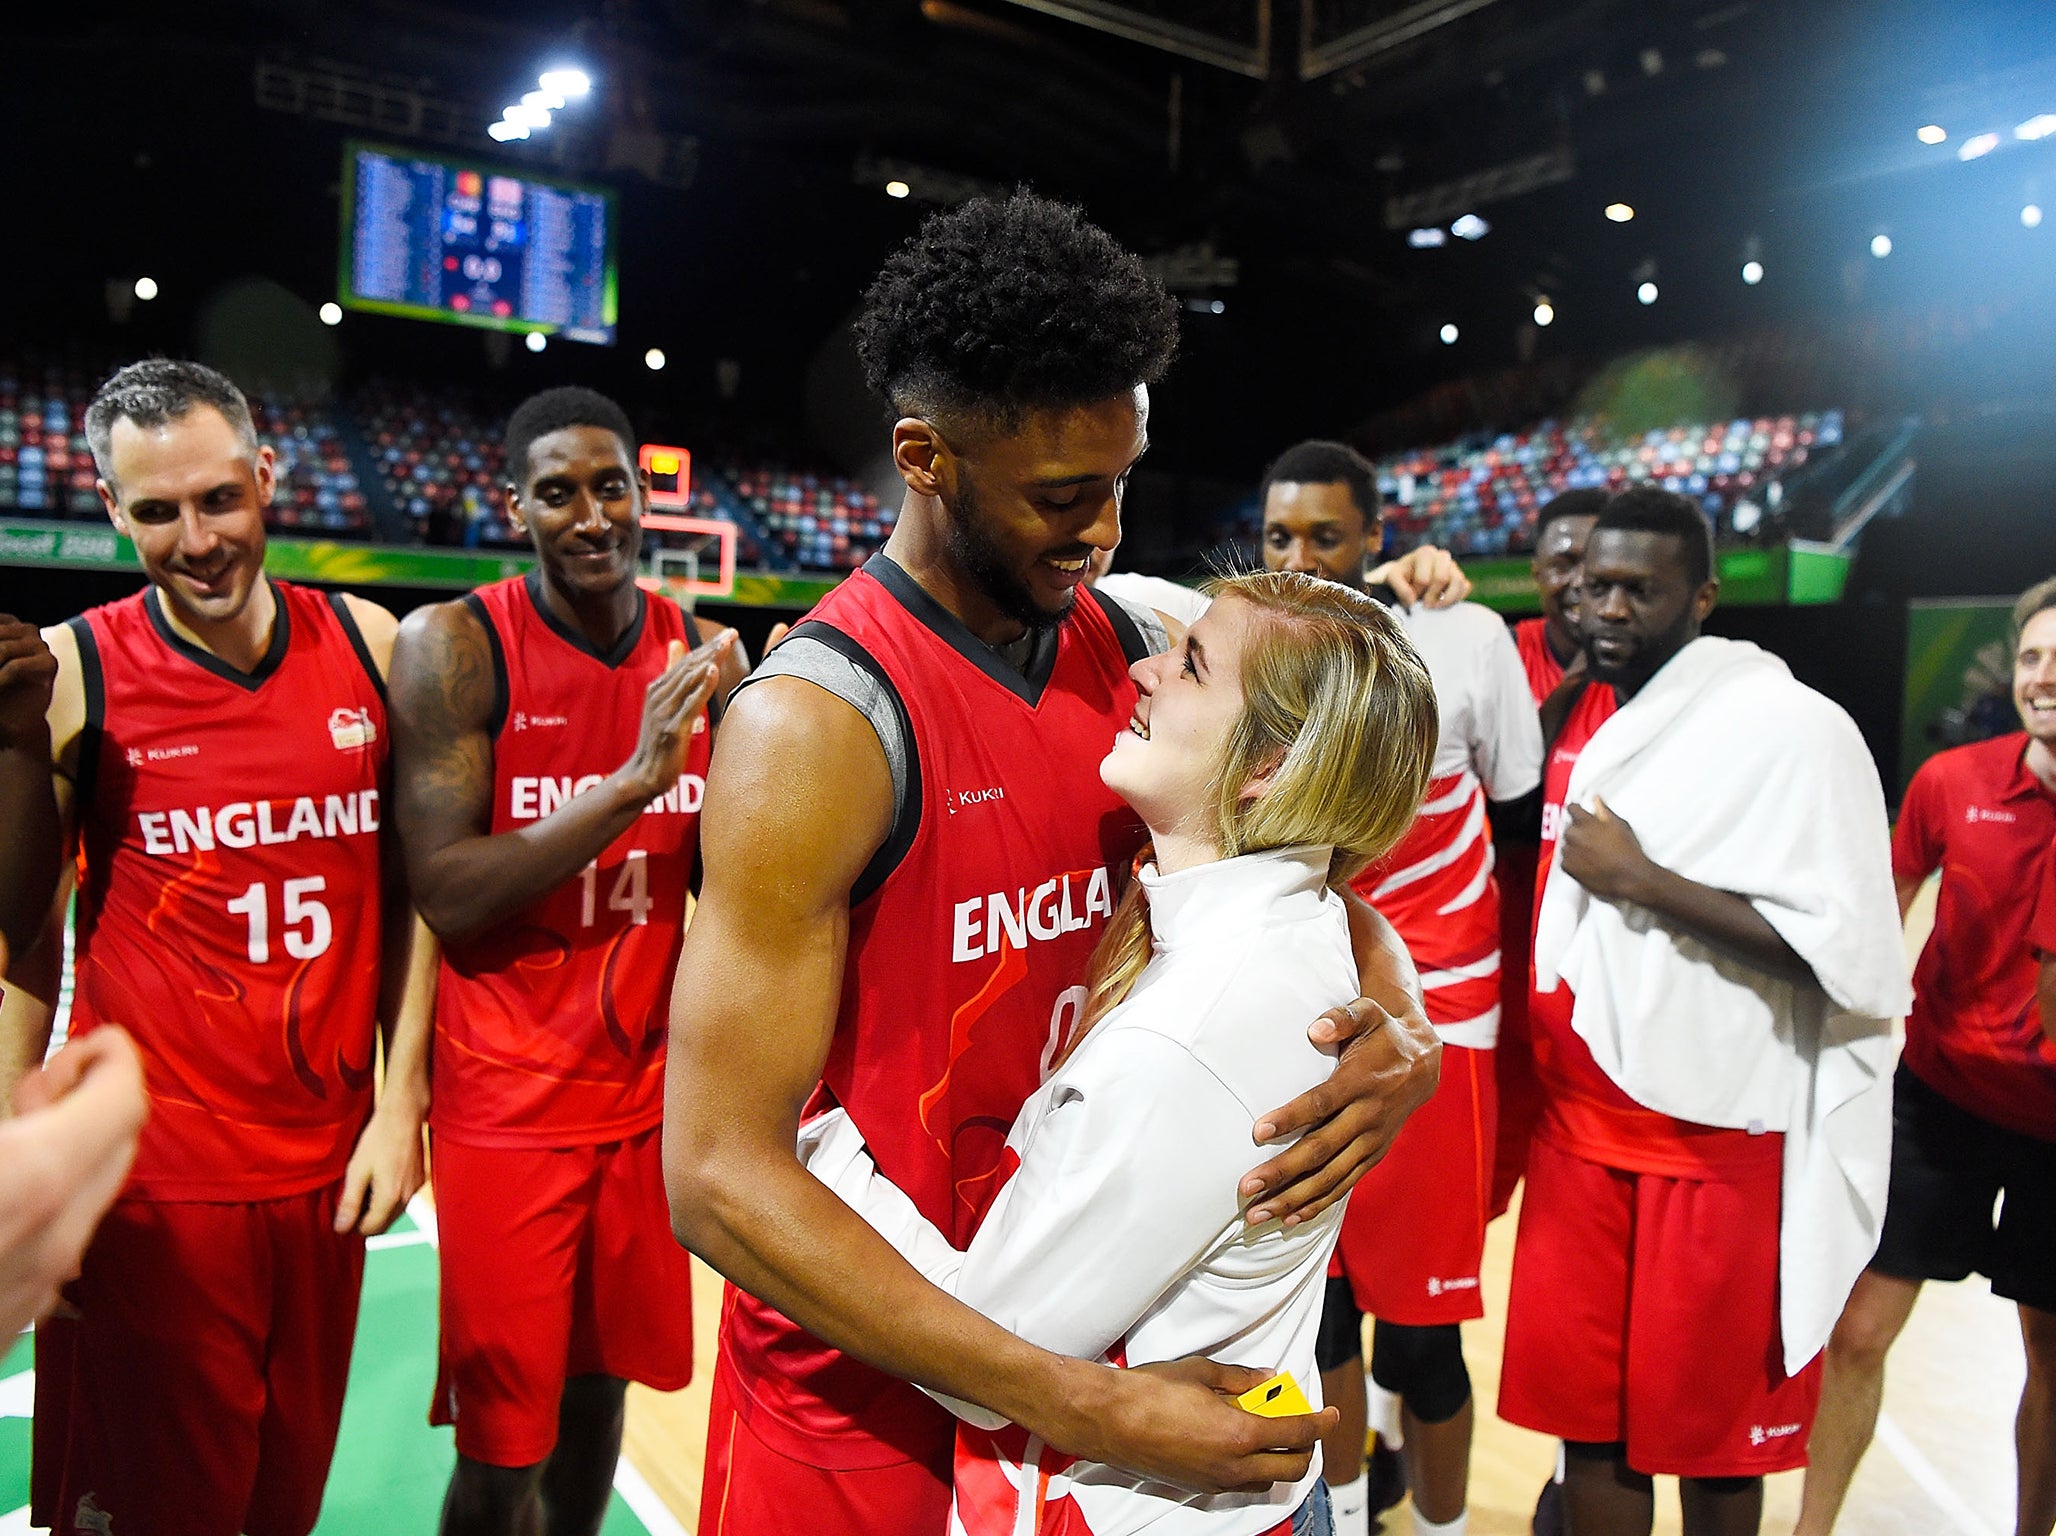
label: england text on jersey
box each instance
[950,865,1116,964]
[508,774,705,821]
[136,791,381,855]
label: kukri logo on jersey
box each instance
[951,865,1116,964]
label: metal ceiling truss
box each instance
[992,0,1273,79]
[1299,0,1508,78]
[990,0,1502,79]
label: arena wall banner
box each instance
[0,517,840,608]
[0,517,1844,615]
[1899,595,2018,793]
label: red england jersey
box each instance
[1893,733,2056,1141]
[1529,679,1779,1180]
[431,574,709,1149]
[68,582,387,1201]
[1515,616,1567,706]
[721,556,1149,1471]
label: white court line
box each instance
[365,1227,431,1253]
[1876,1410,2001,1536]
[612,1454,690,1536]
[0,1502,33,1533]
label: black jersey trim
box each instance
[326,592,388,702]
[1080,583,1154,669]
[862,554,1060,708]
[64,616,104,812]
[783,619,922,908]
[523,568,647,669]
[143,579,291,692]
[666,601,727,730]
[460,593,510,740]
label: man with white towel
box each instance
[1497,488,1909,1536]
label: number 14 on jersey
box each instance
[579,850,652,927]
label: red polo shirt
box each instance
[1894,732,2056,1142]
[2035,837,2056,958]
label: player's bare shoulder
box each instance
[337,593,403,681]
[701,673,894,893]
[389,597,496,737]
[38,621,85,781]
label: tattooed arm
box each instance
[387,600,727,943]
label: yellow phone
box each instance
[1237,1371,1314,1418]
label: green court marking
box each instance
[0,1228,656,1534]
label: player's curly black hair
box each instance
[504,385,638,488]
[852,190,1179,433]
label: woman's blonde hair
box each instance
[1075,570,1439,1043]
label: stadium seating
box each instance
[718,465,897,573]
[0,362,371,534]
[249,398,370,534]
[356,381,516,545]
[0,363,111,520]
[1374,411,1844,556]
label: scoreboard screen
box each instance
[340,142,617,344]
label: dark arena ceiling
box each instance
[13,0,2056,476]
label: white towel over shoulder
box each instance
[1533,635,1910,1373]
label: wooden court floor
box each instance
[619,879,2024,1536]
[618,1214,2021,1536]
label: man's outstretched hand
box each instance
[1240,994,1441,1227]
[1046,1355,1336,1495]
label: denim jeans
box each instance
[1291,1478,1333,1536]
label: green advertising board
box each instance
[0,518,841,608]
[1899,596,2017,793]
[0,517,1846,615]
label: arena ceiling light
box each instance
[2016,114,2056,141]
[1742,259,1764,285]
[1916,124,1948,145]
[133,276,159,301]
[645,347,667,370]
[2026,204,2046,228]
[493,66,592,145]
[525,331,547,353]
[885,180,911,199]
[1533,299,1555,326]
[319,302,343,325]
[1408,227,1447,248]
[1959,132,2001,161]
[1449,213,1489,241]
[1605,202,1635,222]
[1636,281,1658,305]
[1871,232,1893,258]
[539,68,592,98]
[1439,323,1459,344]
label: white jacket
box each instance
[801,844,1356,1536]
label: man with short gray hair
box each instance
[1,359,433,1536]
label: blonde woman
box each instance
[799,570,1439,1536]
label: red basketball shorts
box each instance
[1334,1043,1496,1325]
[1498,1136,1823,1477]
[431,1124,695,1466]
[31,1180,364,1536]
[698,1342,953,1536]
